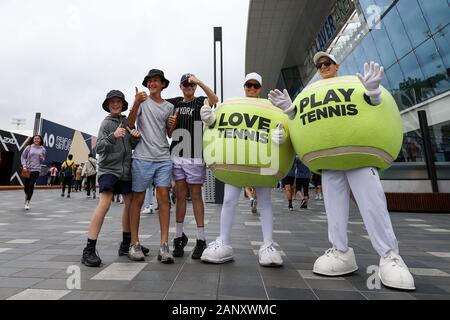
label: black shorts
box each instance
[296,178,310,196]
[281,176,295,187]
[98,174,132,194]
[312,174,322,187]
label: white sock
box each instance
[175,222,184,238]
[197,227,205,241]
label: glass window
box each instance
[434,24,450,72]
[359,0,393,21]
[370,27,397,68]
[398,51,426,107]
[396,0,431,48]
[382,6,413,59]
[385,63,411,110]
[344,53,360,75]
[360,32,382,65]
[415,37,450,95]
[338,61,350,76]
[418,0,450,34]
[397,130,425,163]
[352,45,368,73]
[431,120,450,165]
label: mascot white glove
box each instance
[200,99,216,126]
[271,123,286,145]
[268,89,297,120]
[356,61,384,106]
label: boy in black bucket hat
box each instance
[81,90,148,267]
[127,69,178,263]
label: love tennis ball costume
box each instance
[203,97,295,187]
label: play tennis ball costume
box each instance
[203,97,295,186]
[268,57,415,290]
[290,76,403,173]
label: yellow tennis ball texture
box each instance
[203,97,295,187]
[289,76,403,173]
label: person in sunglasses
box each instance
[199,72,285,267]
[268,52,415,290]
[166,74,218,259]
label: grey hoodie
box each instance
[96,115,139,180]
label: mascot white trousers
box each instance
[322,167,399,257]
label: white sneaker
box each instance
[258,241,283,267]
[379,251,415,290]
[319,194,323,200]
[24,201,30,211]
[315,194,319,200]
[141,206,152,214]
[313,247,358,276]
[200,238,233,263]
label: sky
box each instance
[0,0,250,136]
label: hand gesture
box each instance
[114,123,126,138]
[128,127,141,138]
[200,99,216,126]
[356,61,384,95]
[167,109,179,128]
[135,86,148,104]
[268,89,292,111]
[271,123,286,145]
[188,74,201,85]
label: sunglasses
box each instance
[182,82,196,88]
[316,61,335,69]
[245,83,261,89]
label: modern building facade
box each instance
[246,0,450,193]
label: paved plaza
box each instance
[0,188,449,300]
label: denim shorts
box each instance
[98,174,132,194]
[132,159,172,192]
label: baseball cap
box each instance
[244,72,262,86]
[313,51,338,64]
[180,73,191,85]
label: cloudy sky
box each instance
[0,0,250,136]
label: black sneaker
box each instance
[81,247,101,267]
[288,205,294,211]
[61,193,64,197]
[300,200,308,209]
[118,242,150,256]
[172,233,188,257]
[191,239,207,259]
[67,194,70,198]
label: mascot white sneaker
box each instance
[313,247,358,276]
[379,251,415,290]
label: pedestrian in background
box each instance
[21,135,46,210]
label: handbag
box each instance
[21,167,31,179]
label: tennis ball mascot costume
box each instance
[199,73,295,267]
[268,52,415,290]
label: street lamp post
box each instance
[213,26,224,204]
